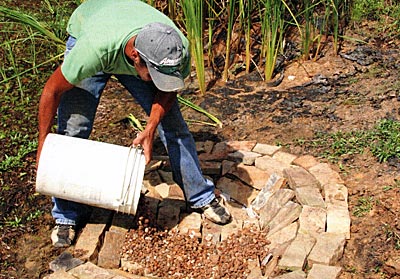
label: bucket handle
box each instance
[119,146,143,208]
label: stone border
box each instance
[45,140,350,279]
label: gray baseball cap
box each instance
[135,22,185,92]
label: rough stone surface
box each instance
[307,264,342,279]
[228,150,262,165]
[255,155,290,176]
[283,166,320,190]
[273,151,298,165]
[227,163,272,190]
[273,270,307,279]
[298,205,327,236]
[307,233,346,266]
[97,231,125,269]
[308,163,344,187]
[267,201,302,235]
[295,186,326,208]
[216,176,259,206]
[259,189,295,229]
[326,204,351,239]
[252,143,281,156]
[278,233,316,271]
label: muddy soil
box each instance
[1,28,400,279]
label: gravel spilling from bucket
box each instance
[121,215,270,278]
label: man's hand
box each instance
[132,130,154,164]
[133,90,177,165]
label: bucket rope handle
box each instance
[120,146,142,209]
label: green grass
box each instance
[353,196,374,217]
[298,119,400,164]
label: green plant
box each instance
[260,0,285,80]
[353,196,373,217]
[369,119,400,163]
[181,0,206,95]
[222,0,236,82]
[383,223,400,250]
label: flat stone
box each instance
[221,219,242,241]
[216,177,259,206]
[252,143,281,156]
[157,199,184,229]
[308,163,344,188]
[307,264,342,279]
[255,155,290,177]
[278,233,316,271]
[247,259,263,279]
[274,270,306,279]
[168,184,185,200]
[268,201,302,235]
[308,233,346,266]
[202,219,222,243]
[299,205,327,236]
[154,183,170,199]
[199,141,257,162]
[221,160,236,176]
[225,140,257,152]
[251,174,287,210]
[326,204,351,239]
[204,140,215,154]
[74,208,113,263]
[178,212,202,238]
[143,184,162,201]
[44,270,76,279]
[97,231,125,269]
[292,155,319,170]
[323,183,348,207]
[49,252,84,272]
[69,262,128,278]
[228,150,262,165]
[200,160,222,175]
[283,166,320,190]
[259,189,295,229]
[273,151,298,165]
[295,186,326,208]
[268,222,299,251]
[227,163,272,190]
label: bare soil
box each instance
[1,23,400,279]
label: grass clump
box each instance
[298,119,400,164]
[353,196,374,217]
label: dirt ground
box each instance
[1,22,400,279]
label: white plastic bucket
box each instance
[36,133,146,215]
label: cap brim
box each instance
[147,63,184,92]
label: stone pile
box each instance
[44,140,350,279]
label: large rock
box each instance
[278,233,316,271]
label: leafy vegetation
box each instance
[298,119,400,163]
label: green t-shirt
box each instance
[61,0,190,85]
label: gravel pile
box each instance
[121,211,271,278]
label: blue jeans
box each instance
[52,36,215,225]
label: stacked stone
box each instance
[209,141,349,278]
[45,140,350,279]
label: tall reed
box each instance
[181,0,206,95]
[239,0,253,74]
[260,0,285,81]
[221,0,236,82]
